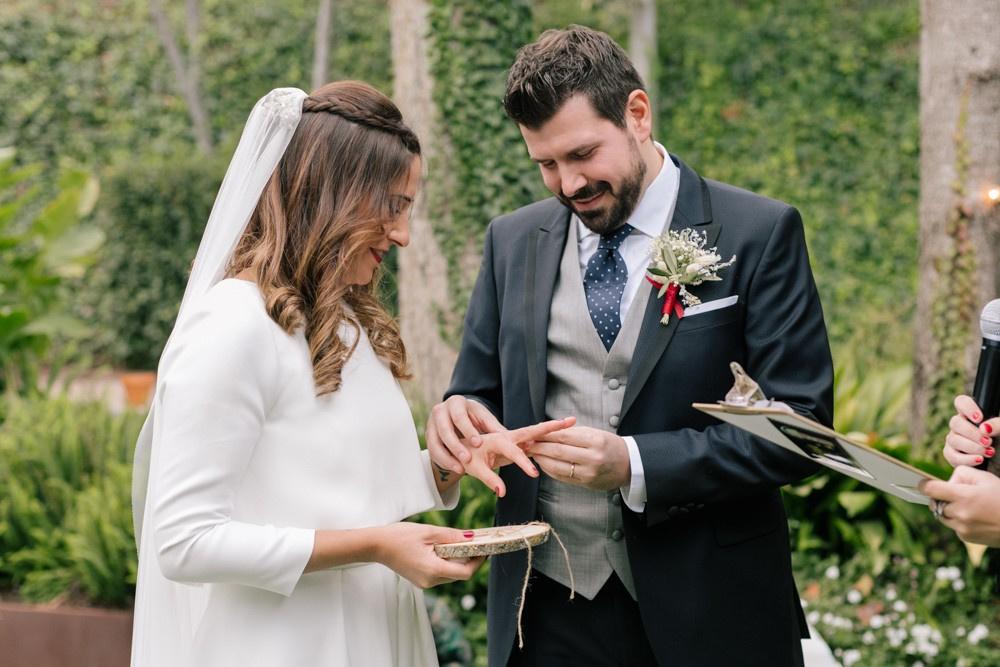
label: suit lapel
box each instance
[525,205,571,422]
[620,157,716,421]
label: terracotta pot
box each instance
[0,602,132,667]
[120,371,156,408]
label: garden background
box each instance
[1,0,999,665]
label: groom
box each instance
[427,25,833,666]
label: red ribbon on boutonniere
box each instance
[645,276,685,322]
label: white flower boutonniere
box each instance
[645,228,736,325]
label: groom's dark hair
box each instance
[503,25,646,130]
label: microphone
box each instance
[974,299,1000,473]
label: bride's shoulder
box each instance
[175,279,276,346]
[161,279,285,382]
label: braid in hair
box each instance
[302,95,420,153]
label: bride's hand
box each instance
[463,417,576,497]
[373,522,485,589]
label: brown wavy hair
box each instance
[228,81,421,395]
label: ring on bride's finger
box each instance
[569,462,576,479]
[932,499,949,520]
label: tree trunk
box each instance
[389,0,457,409]
[912,0,1000,452]
[311,0,334,91]
[149,0,213,154]
[628,0,657,117]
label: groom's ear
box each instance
[625,90,653,142]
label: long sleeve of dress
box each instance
[150,289,314,597]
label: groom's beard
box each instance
[559,146,647,236]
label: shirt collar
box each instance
[577,142,679,241]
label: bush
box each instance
[0,149,103,397]
[796,550,1000,665]
[0,396,144,606]
[80,151,225,370]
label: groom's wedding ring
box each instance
[569,462,576,479]
[932,499,949,520]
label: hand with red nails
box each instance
[369,522,486,588]
[425,395,507,474]
[456,417,577,497]
[919,466,1000,547]
[942,395,1000,468]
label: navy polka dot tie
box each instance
[583,223,633,350]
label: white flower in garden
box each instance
[824,565,840,580]
[968,624,988,645]
[887,627,907,647]
[893,600,908,613]
[904,642,917,655]
[807,611,820,625]
[870,614,886,629]
[952,578,965,591]
[862,631,875,645]
[912,662,924,667]
[955,626,967,637]
[842,649,862,666]
[460,594,476,611]
[948,566,961,580]
[885,586,897,601]
[934,566,948,581]
[846,589,862,604]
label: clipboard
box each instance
[693,402,940,504]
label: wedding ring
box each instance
[569,463,576,479]
[932,499,949,520]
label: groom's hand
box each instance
[524,426,631,491]
[426,396,505,475]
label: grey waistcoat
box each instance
[533,221,650,600]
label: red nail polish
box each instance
[973,412,983,424]
[982,436,992,446]
[463,531,474,538]
[987,448,996,458]
[976,456,984,464]
[984,423,994,435]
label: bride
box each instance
[129,81,571,666]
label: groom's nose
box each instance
[560,167,588,199]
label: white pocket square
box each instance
[684,295,739,317]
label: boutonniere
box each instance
[645,228,736,325]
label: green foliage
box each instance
[0,396,144,606]
[0,149,103,396]
[656,0,920,368]
[795,551,1000,665]
[0,0,393,168]
[80,152,225,370]
[427,0,544,342]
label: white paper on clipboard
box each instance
[693,403,939,504]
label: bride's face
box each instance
[346,155,421,286]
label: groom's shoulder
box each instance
[488,197,566,239]
[704,177,796,224]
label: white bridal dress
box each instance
[130,279,453,666]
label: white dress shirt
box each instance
[573,143,680,513]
